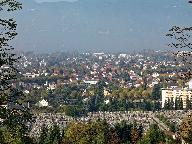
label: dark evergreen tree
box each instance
[48,124,61,144]
[179,98,183,110]
[167,98,171,110]
[137,124,143,140]
[140,124,166,144]
[190,97,192,110]
[109,98,118,111]
[131,127,139,144]
[151,84,161,100]
[164,99,168,110]
[175,97,179,110]
[154,101,161,111]
[97,81,105,103]
[87,95,98,112]
[115,121,132,143]
[38,124,49,144]
[170,97,174,110]
[144,100,152,111]
[186,96,191,110]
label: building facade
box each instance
[162,79,192,109]
[161,88,192,108]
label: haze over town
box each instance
[11,0,192,53]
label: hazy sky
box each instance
[35,0,78,2]
[12,0,192,53]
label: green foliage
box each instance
[59,105,86,117]
[115,121,132,143]
[63,120,121,144]
[185,96,192,110]
[38,124,63,144]
[0,1,33,143]
[151,84,161,100]
[38,124,49,144]
[164,98,180,110]
[156,114,178,133]
[179,98,183,110]
[174,97,179,110]
[114,121,143,144]
[140,124,166,144]
[0,126,22,144]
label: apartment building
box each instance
[162,79,192,108]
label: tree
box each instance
[164,99,169,110]
[140,124,166,144]
[151,84,161,100]
[115,121,132,143]
[178,79,184,87]
[38,124,49,144]
[131,127,139,144]
[47,124,62,144]
[180,114,192,143]
[170,97,174,110]
[38,124,62,144]
[64,120,118,144]
[107,127,120,144]
[0,0,21,106]
[174,97,184,110]
[166,26,192,80]
[164,98,172,110]
[154,101,161,111]
[87,95,98,112]
[59,105,86,117]
[185,96,191,110]
[137,124,143,140]
[144,99,153,111]
[141,90,150,99]
[179,98,183,110]
[175,97,179,110]
[0,0,32,143]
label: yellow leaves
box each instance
[180,114,192,142]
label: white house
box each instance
[39,59,47,67]
[24,90,30,94]
[189,79,192,90]
[47,83,57,90]
[104,99,110,104]
[152,72,159,78]
[84,80,98,85]
[118,54,127,58]
[23,73,39,78]
[38,99,48,107]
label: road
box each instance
[151,113,170,131]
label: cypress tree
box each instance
[179,98,183,110]
[186,96,191,110]
[170,97,174,110]
[38,124,49,144]
[175,97,179,110]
